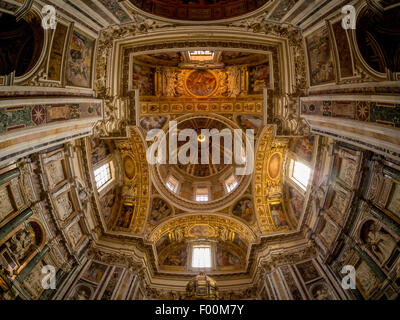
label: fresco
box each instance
[156,233,171,253]
[188,225,215,237]
[306,27,335,86]
[132,64,155,96]
[48,23,68,81]
[186,70,217,97]
[83,0,114,24]
[248,62,270,93]
[288,186,304,219]
[301,100,400,127]
[162,244,187,267]
[293,136,314,162]
[150,198,172,225]
[90,138,111,165]
[115,204,134,229]
[139,116,167,133]
[147,52,182,65]
[331,20,353,78]
[232,197,253,222]
[267,152,282,180]
[296,260,320,283]
[98,0,131,23]
[269,0,298,21]
[269,201,288,227]
[232,233,248,251]
[237,115,262,135]
[123,156,135,180]
[216,247,241,268]
[65,30,94,88]
[82,261,107,284]
[100,188,116,222]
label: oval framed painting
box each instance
[267,152,282,181]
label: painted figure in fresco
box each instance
[117,205,134,228]
[186,70,216,96]
[216,249,240,267]
[101,189,115,222]
[189,225,214,237]
[66,32,92,87]
[250,63,270,92]
[163,246,187,266]
[90,138,110,165]
[365,222,397,264]
[289,187,304,218]
[293,136,314,162]
[233,199,252,221]
[132,64,154,95]
[150,198,171,224]
[270,203,288,227]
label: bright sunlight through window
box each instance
[192,246,211,268]
[225,174,238,193]
[166,175,179,193]
[195,187,209,202]
[292,160,311,190]
[94,162,111,189]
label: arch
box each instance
[0,6,48,82]
[148,212,257,244]
[350,3,400,79]
[126,0,273,23]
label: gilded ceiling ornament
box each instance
[253,126,289,233]
[110,128,150,234]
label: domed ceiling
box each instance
[90,32,312,277]
[128,0,270,21]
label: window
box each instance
[225,174,238,193]
[192,245,211,268]
[94,162,111,189]
[291,160,311,190]
[188,50,214,61]
[195,187,209,202]
[166,175,179,193]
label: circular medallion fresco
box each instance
[123,156,135,180]
[186,70,217,97]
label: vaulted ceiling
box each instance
[128,0,270,21]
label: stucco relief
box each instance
[0,186,14,222]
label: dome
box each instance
[150,114,252,212]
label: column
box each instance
[0,168,20,185]
[16,245,50,283]
[0,207,33,241]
